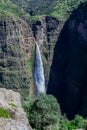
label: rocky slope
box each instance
[47,1,87,119]
[0,88,32,130]
[0,13,34,98]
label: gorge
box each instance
[1,0,87,121]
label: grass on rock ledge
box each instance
[0,107,11,118]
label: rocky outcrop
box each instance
[32,16,64,85]
[0,119,30,130]
[47,2,87,118]
[0,88,32,130]
[0,14,34,98]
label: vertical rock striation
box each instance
[0,14,34,98]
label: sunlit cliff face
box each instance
[0,15,34,98]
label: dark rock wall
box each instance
[47,2,87,118]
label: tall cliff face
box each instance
[0,14,34,98]
[32,16,64,86]
[47,2,87,118]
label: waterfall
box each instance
[34,41,46,96]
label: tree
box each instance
[67,115,85,130]
[24,94,61,130]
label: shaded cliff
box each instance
[0,13,34,98]
[47,2,87,119]
[32,16,64,86]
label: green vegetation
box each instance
[27,0,87,19]
[23,94,61,130]
[26,0,58,15]
[11,0,28,9]
[0,0,30,18]
[67,115,85,130]
[27,46,35,98]
[0,1,87,129]
[49,0,87,19]
[8,0,87,20]
[23,94,87,130]
[9,101,17,107]
[28,47,35,72]
[59,115,86,130]
[0,107,11,118]
[0,5,30,98]
[5,0,86,20]
[29,15,40,23]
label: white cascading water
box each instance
[34,41,46,96]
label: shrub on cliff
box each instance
[59,114,86,130]
[23,94,86,130]
[0,107,11,118]
[67,115,85,130]
[23,94,61,130]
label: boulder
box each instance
[0,88,32,130]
